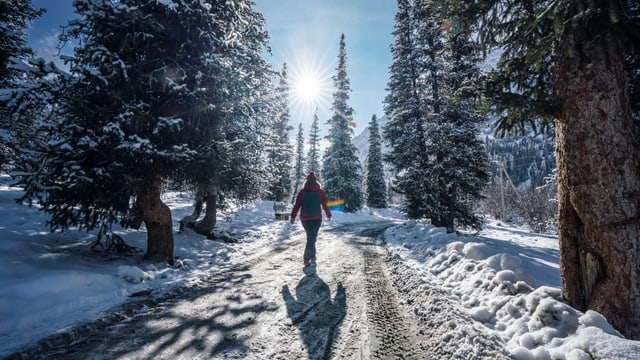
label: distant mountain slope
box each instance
[352,115,555,189]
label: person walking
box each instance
[290,172,332,270]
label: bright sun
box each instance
[286,52,333,124]
[293,71,322,102]
[289,58,332,110]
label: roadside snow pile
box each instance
[384,219,640,360]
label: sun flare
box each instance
[293,71,322,102]
[288,58,332,122]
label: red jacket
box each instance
[291,183,332,221]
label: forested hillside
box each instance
[354,116,556,191]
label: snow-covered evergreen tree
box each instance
[306,109,321,177]
[365,114,387,208]
[17,0,272,264]
[0,0,45,169]
[0,0,43,86]
[291,122,305,203]
[384,0,431,219]
[266,63,293,202]
[384,0,488,231]
[322,34,363,211]
[422,0,489,231]
[177,0,273,236]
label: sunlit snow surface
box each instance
[0,174,638,358]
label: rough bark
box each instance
[194,183,218,236]
[136,174,174,266]
[555,31,640,339]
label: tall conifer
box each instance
[306,109,321,177]
[17,0,272,263]
[365,114,387,208]
[384,0,488,231]
[322,34,363,211]
[384,0,431,219]
[267,63,293,201]
[0,1,45,169]
[291,122,305,202]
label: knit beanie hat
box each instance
[307,172,317,181]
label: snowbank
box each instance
[384,220,640,359]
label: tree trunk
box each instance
[555,30,640,339]
[194,183,218,236]
[191,182,207,220]
[432,214,454,233]
[136,174,174,266]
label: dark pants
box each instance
[301,219,322,262]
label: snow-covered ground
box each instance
[0,173,639,359]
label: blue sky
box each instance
[28,0,396,137]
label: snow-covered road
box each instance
[9,220,509,359]
[2,180,639,359]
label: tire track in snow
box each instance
[363,245,420,360]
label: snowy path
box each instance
[9,221,508,359]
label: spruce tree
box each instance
[450,0,640,338]
[322,34,363,211]
[291,122,305,202]
[418,0,489,231]
[365,114,387,208]
[384,0,431,219]
[0,1,43,85]
[385,0,488,231]
[306,109,321,176]
[266,63,293,202]
[17,0,272,264]
[179,0,273,235]
[0,1,45,169]
[406,0,449,224]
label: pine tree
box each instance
[384,0,488,232]
[451,0,640,338]
[266,63,293,202]
[291,122,305,202]
[365,114,387,208]
[322,34,363,211]
[179,0,273,235]
[306,109,321,177]
[419,0,489,231]
[0,1,45,169]
[384,0,432,219]
[0,1,43,86]
[17,0,272,264]
[406,0,450,224]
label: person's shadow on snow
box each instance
[282,275,346,360]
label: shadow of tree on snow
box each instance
[109,266,280,359]
[282,275,346,360]
[12,264,283,359]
